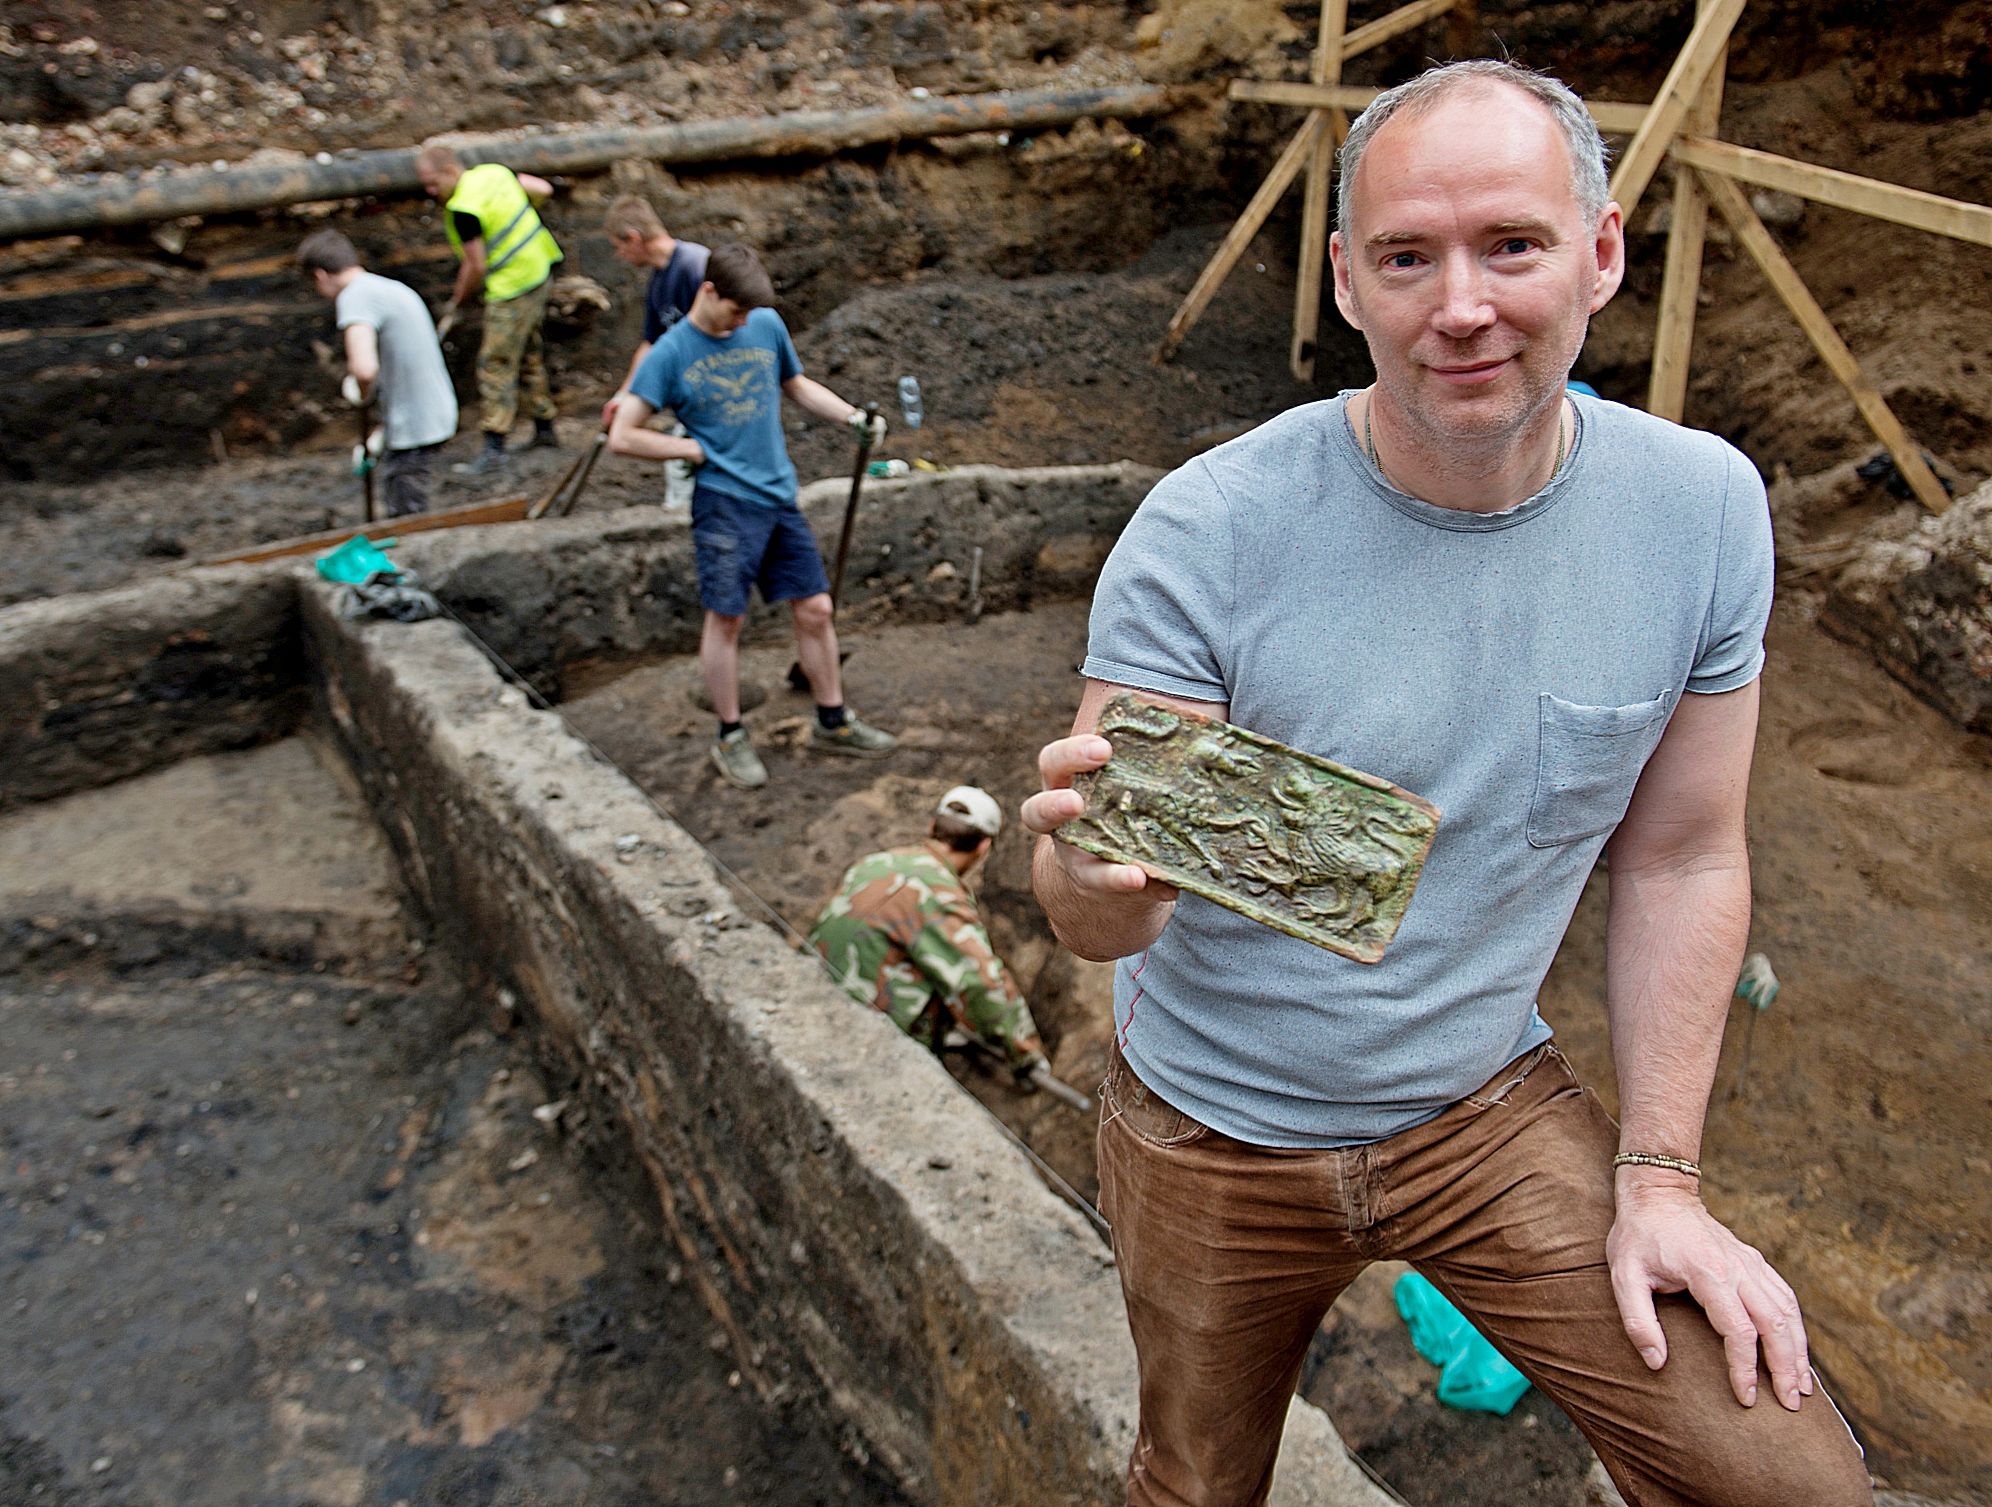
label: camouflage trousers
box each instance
[475,276,556,436]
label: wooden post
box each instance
[1290,0,1350,383]
[1608,0,1745,223]
[1698,169,1950,515]
[1153,114,1328,365]
[1647,0,1729,421]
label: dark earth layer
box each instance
[0,934,910,1507]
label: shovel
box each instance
[787,404,879,694]
[527,420,609,521]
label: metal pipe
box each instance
[0,83,1180,241]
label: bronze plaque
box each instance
[1064,692,1440,963]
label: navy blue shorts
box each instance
[690,484,831,617]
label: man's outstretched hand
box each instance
[1022,733,1176,902]
[1607,1180,1816,1412]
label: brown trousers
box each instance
[1097,1044,1873,1507]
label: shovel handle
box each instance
[358,398,378,523]
[1029,1063,1096,1116]
[828,403,880,608]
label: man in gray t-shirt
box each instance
[1026,63,1870,1507]
[298,229,459,517]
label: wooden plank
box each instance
[1698,169,1950,515]
[0,300,307,348]
[199,495,534,566]
[1443,0,1480,57]
[1647,0,1728,421]
[1291,0,1351,382]
[1646,170,1711,421]
[1607,0,1745,221]
[0,244,453,308]
[1340,0,1456,60]
[1154,113,1328,365]
[1671,136,1992,248]
[1229,80,1651,135]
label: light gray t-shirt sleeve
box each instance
[1082,459,1233,703]
[1685,444,1774,694]
[333,277,382,333]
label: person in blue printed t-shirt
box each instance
[608,241,897,792]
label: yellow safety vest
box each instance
[444,163,562,304]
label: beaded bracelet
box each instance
[1613,1151,1702,1178]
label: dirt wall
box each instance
[0,114,1207,483]
[302,590,1137,1505]
[11,0,1982,485]
[0,562,303,808]
[391,461,1160,695]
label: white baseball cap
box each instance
[935,785,1003,838]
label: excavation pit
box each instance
[6,448,1992,1504]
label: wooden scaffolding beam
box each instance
[1290,1,1350,382]
[1647,0,1729,421]
[1153,0,1459,366]
[1670,137,1992,248]
[1607,0,1745,222]
[1698,170,1952,515]
[1230,80,1652,135]
[1168,0,1982,512]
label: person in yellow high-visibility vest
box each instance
[416,144,564,475]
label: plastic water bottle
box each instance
[866,459,911,479]
[897,375,923,430]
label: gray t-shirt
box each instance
[1082,392,1773,1148]
[335,270,458,451]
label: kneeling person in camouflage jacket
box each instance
[810,786,1046,1077]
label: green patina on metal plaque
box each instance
[1066,692,1441,964]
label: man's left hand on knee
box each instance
[1606,1180,1816,1413]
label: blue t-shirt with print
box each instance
[642,240,710,343]
[630,307,803,509]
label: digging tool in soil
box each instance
[787,404,879,694]
[355,396,379,523]
[528,421,610,520]
[947,1031,1094,1114]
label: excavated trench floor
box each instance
[561,596,1992,1506]
[0,737,910,1507]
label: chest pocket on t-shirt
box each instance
[1527,690,1676,847]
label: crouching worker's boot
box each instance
[527,417,560,450]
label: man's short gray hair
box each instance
[1335,60,1611,244]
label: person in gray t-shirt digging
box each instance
[1026,62,1872,1507]
[298,229,459,518]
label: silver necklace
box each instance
[1364,392,1568,496]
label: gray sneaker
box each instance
[711,729,768,789]
[809,712,896,758]
[451,446,511,477]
